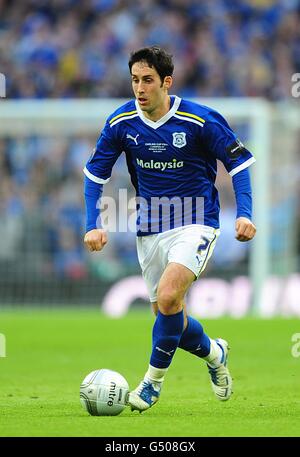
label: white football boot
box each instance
[207,338,232,401]
[127,378,162,412]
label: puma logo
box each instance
[126,133,139,145]
[156,346,175,357]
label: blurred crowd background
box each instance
[0,0,299,304]
[1,0,300,99]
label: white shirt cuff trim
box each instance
[83,167,110,184]
[229,157,256,177]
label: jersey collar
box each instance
[135,95,181,129]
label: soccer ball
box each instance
[80,369,129,416]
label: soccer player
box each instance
[83,46,256,412]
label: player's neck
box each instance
[143,95,171,122]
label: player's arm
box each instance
[84,176,107,252]
[232,168,256,242]
[83,121,122,252]
[202,109,257,242]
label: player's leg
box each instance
[155,226,232,401]
[152,300,188,327]
[151,300,218,367]
[152,299,232,401]
[128,262,194,412]
[179,307,232,401]
[149,261,194,369]
[129,226,232,411]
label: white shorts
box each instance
[136,224,220,303]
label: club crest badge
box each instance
[172,132,187,148]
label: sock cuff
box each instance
[146,364,167,383]
[156,309,184,334]
[202,338,222,366]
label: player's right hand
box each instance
[84,229,107,252]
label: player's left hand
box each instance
[235,217,256,242]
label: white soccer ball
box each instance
[80,369,129,416]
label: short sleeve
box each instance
[83,120,122,184]
[203,110,256,177]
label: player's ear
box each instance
[163,76,173,90]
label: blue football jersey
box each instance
[84,96,256,235]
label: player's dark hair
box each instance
[128,46,174,83]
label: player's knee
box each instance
[157,288,181,314]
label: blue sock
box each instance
[178,316,211,357]
[150,310,184,369]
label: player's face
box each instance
[131,62,172,118]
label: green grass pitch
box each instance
[0,308,299,437]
